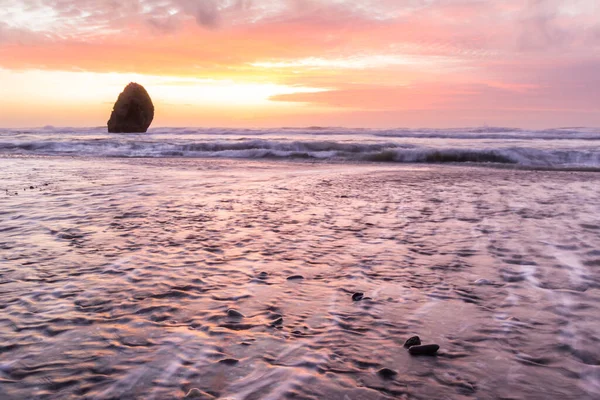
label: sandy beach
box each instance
[2,156,600,399]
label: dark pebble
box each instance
[30,186,34,190]
[226,309,244,318]
[218,358,239,366]
[352,292,364,301]
[377,368,398,379]
[271,317,283,326]
[408,344,439,356]
[258,272,268,279]
[404,336,421,348]
[184,388,214,399]
[287,275,304,280]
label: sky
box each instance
[0,0,599,128]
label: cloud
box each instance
[1,0,600,129]
[1,0,599,51]
[270,59,600,114]
[194,0,220,28]
[146,15,181,33]
[516,0,572,51]
[0,21,50,45]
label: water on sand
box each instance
[1,157,600,399]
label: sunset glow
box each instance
[1,0,599,128]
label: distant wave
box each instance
[3,126,600,140]
[1,136,599,168]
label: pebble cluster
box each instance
[4,182,49,196]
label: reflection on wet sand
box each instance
[1,157,600,399]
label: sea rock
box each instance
[287,275,304,281]
[352,292,364,301]
[107,82,154,133]
[408,344,440,356]
[404,336,422,348]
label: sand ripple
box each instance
[1,157,600,399]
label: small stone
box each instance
[218,358,239,366]
[377,368,398,379]
[352,292,364,301]
[287,275,304,280]
[474,278,492,286]
[29,186,34,190]
[404,336,421,348]
[226,309,244,318]
[408,344,440,356]
[271,317,283,326]
[184,388,214,399]
[258,272,268,279]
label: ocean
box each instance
[1,126,599,168]
[1,126,600,399]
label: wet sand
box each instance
[1,156,600,399]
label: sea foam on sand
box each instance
[1,156,600,399]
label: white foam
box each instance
[0,126,598,168]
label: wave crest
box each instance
[1,137,599,168]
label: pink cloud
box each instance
[2,0,599,61]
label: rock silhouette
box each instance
[107,83,154,133]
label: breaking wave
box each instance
[0,126,599,168]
